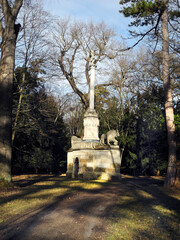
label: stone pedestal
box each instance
[66,50,121,180]
[67,144,121,180]
[83,108,99,142]
[66,109,122,180]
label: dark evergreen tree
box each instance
[119,0,179,186]
[12,67,70,175]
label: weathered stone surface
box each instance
[71,140,100,150]
[100,130,119,146]
[71,136,82,149]
[83,108,99,142]
[66,51,121,180]
[67,148,121,180]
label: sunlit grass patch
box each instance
[162,187,180,201]
[107,205,172,240]
[120,196,135,202]
[69,181,104,190]
[153,205,176,217]
[1,174,180,240]
[0,179,14,190]
[27,187,69,199]
[0,175,106,223]
[61,179,107,190]
[33,181,57,186]
[0,197,43,221]
[121,174,137,179]
[107,204,156,240]
[106,186,180,240]
[137,189,154,199]
[151,176,165,181]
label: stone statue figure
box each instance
[71,136,82,149]
[90,49,96,67]
[89,50,96,110]
[100,130,119,146]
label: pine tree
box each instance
[119,0,179,187]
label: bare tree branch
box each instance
[121,26,157,51]
[0,18,4,39]
[0,0,11,23]
[12,0,23,18]
[58,51,89,108]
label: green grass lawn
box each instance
[0,174,103,223]
[106,176,180,240]
[0,174,180,240]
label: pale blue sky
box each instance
[43,0,134,46]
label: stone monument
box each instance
[66,50,121,180]
[83,50,99,142]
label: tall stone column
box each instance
[89,50,95,110]
[83,50,99,142]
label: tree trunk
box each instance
[0,26,15,182]
[162,1,177,187]
[0,0,23,182]
[136,117,142,176]
[12,72,26,144]
[136,94,142,176]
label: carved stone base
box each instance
[66,147,121,180]
[83,108,99,142]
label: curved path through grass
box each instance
[0,175,180,240]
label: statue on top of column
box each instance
[90,50,96,68]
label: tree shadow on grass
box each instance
[12,175,54,187]
[0,175,180,240]
[105,176,180,240]
[1,174,107,204]
[0,176,117,239]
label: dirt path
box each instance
[0,184,122,240]
[1,176,178,240]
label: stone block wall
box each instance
[66,148,121,180]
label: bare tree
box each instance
[49,18,121,109]
[162,0,177,187]
[119,0,179,187]
[12,0,51,143]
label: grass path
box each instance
[0,175,180,240]
[106,176,180,240]
[0,174,103,223]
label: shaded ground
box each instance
[0,175,180,240]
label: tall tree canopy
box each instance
[119,0,180,187]
[12,66,70,175]
[0,0,23,182]
[49,19,121,109]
